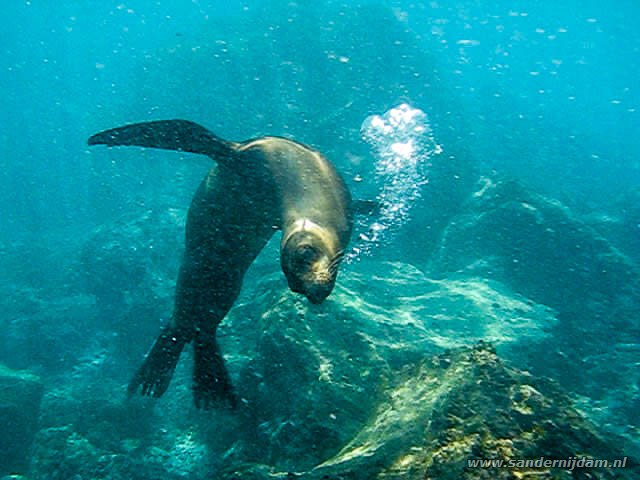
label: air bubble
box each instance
[351,104,439,260]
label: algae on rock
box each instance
[225,344,638,479]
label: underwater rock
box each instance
[429,176,640,315]
[22,256,558,477]
[0,231,124,376]
[36,379,155,455]
[427,176,640,438]
[215,260,555,471]
[3,292,98,374]
[39,178,637,478]
[224,344,639,479]
[586,187,640,264]
[79,206,186,364]
[80,206,185,310]
[30,394,212,480]
[29,426,129,480]
[21,254,638,479]
[28,425,205,480]
[427,176,640,354]
[0,364,44,476]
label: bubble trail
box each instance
[349,103,441,260]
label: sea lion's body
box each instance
[88,122,352,408]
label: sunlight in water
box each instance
[350,103,441,259]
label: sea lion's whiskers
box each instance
[328,250,345,273]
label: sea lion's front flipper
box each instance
[128,324,188,398]
[192,331,238,410]
[88,120,238,166]
[352,199,381,217]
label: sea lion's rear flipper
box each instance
[128,325,187,398]
[88,120,238,166]
[192,331,238,410]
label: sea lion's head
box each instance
[281,222,344,305]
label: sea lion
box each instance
[88,120,352,409]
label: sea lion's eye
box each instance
[297,245,317,264]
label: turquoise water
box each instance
[1,1,639,478]
[2,1,638,238]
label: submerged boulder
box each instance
[29,423,212,480]
[78,206,186,366]
[29,426,139,480]
[3,292,98,374]
[21,256,639,479]
[0,364,44,476]
[224,344,639,479]
[23,255,561,479]
[428,176,640,317]
[33,174,637,478]
[586,187,640,264]
[427,176,640,440]
[427,177,640,362]
[80,206,185,312]
[218,259,557,470]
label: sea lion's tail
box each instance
[88,120,238,166]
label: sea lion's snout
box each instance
[291,272,334,304]
[305,283,333,304]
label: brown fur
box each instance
[89,123,352,408]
